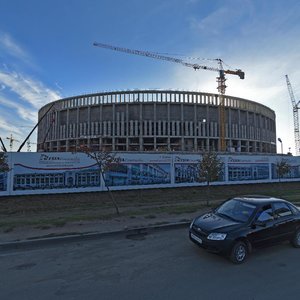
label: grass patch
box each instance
[153,221,169,226]
[144,214,157,219]
[0,182,300,229]
[53,220,66,227]
[35,225,52,230]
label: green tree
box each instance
[276,159,291,182]
[78,146,121,215]
[198,151,224,205]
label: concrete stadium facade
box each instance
[37,90,276,153]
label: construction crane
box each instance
[93,42,245,151]
[285,75,300,156]
[6,134,20,151]
[26,140,37,152]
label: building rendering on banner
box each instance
[37,90,276,153]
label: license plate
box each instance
[191,233,202,244]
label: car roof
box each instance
[232,195,287,205]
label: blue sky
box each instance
[0,0,300,153]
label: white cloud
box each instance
[0,70,61,151]
[189,0,252,35]
[0,32,62,151]
[0,32,61,112]
[0,70,61,109]
[55,82,63,90]
[0,116,21,134]
[0,32,31,63]
[0,96,37,123]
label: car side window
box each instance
[287,204,299,215]
[256,205,274,222]
[273,202,292,218]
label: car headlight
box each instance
[189,219,195,229]
[207,233,227,240]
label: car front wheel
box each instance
[291,228,300,248]
[230,241,248,264]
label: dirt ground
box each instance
[0,210,207,243]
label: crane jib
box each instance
[93,41,245,153]
[93,42,244,79]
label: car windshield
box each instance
[215,199,257,223]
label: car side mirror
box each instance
[253,220,267,228]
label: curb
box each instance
[0,221,190,251]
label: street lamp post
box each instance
[278,138,283,155]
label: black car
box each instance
[189,195,300,264]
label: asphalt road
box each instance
[0,227,299,300]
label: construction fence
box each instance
[1,152,300,196]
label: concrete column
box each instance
[91,122,94,136]
[87,106,91,136]
[121,112,125,136]
[103,121,107,136]
[144,120,147,136]
[158,120,161,136]
[163,121,166,136]
[181,103,184,151]
[55,111,59,140]
[126,103,129,151]
[139,103,143,150]
[135,120,138,136]
[87,106,91,148]
[167,102,170,150]
[154,103,157,150]
[149,120,152,136]
[206,105,209,151]
[66,108,69,141]
[99,103,102,149]
[108,121,112,136]
[185,121,188,136]
[246,111,249,152]
[76,107,79,144]
[130,120,134,136]
[176,121,180,136]
[83,123,87,136]
[116,112,120,136]
[112,104,115,150]
[172,121,175,136]
[194,103,197,151]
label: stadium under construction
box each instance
[37,90,277,154]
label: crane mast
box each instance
[6,134,20,151]
[285,75,300,155]
[93,42,245,152]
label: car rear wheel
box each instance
[291,228,300,248]
[230,241,248,264]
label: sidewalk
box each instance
[0,210,206,247]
